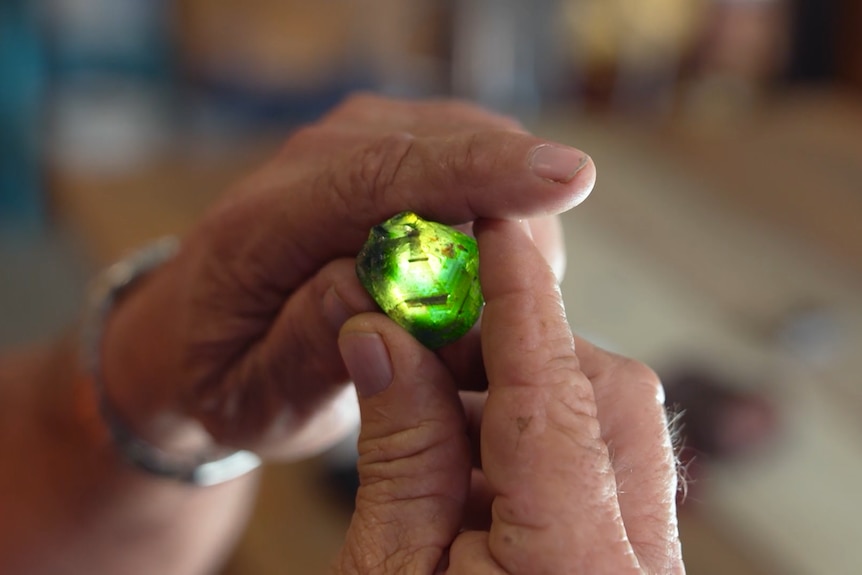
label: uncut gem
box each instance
[356,212,483,349]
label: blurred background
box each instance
[2,0,861,573]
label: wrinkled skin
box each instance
[98,94,683,573]
[102,94,584,458]
[336,219,684,574]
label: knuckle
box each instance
[446,132,485,181]
[444,130,512,187]
[350,131,416,198]
[288,123,320,143]
[356,418,464,490]
[325,91,392,124]
[278,123,348,160]
[426,98,524,131]
[354,420,467,525]
[186,354,276,447]
[540,352,584,393]
[614,357,665,403]
[341,91,387,111]
[279,124,320,152]
[358,417,450,470]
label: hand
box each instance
[336,220,684,574]
[99,94,595,459]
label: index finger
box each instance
[199,101,595,296]
[475,219,639,574]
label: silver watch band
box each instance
[80,237,261,486]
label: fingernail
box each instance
[341,332,393,398]
[324,287,353,331]
[530,145,589,183]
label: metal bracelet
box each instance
[80,237,261,486]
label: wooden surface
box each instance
[53,92,862,574]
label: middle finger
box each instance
[476,219,637,574]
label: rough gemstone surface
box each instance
[356,212,483,349]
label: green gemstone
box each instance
[356,211,483,349]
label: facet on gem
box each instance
[356,212,483,349]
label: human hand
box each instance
[99,95,595,459]
[335,219,684,574]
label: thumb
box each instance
[337,313,471,574]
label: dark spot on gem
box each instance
[404,294,449,307]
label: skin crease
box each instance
[337,220,684,574]
[98,95,596,458]
[0,94,682,574]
